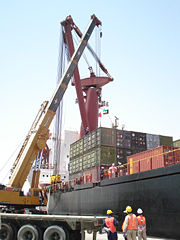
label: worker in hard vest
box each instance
[122,206,138,240]
[104,209,118,240]
[122,211,128,240]
[137,208,147,240]
[109,163,117,178]
[108,167,112,179]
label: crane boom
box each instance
[7,15,101,189]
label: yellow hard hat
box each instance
[124,206,132,213]
[107,210,113,215]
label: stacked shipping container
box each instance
[69,127,116,179]
[173,139,180,148]
[69,127,173,181]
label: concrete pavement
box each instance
[85,231,173,240]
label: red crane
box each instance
[61,15,113,137]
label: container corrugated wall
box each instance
[173,139,180,148]
[160,135,173,146]
[116,148,132,165]
[127,146,180,174]
[131,131,147,152]
[146,133,160,149]
[116,130,131,149]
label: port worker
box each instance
[111,163,117,178]
[100,167,104,180]
[122,206,138,240]
[104,209,118,240]
[108,167,112,178]
[109,163,117,178]
[137,208,147,240]
[85,127,89,135]
[122,210,128,240]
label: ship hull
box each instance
[48,164,180,239]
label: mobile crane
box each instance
[0,15,101,215]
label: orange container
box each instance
[127,146,180,174]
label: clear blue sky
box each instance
[0,0,180,183]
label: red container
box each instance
[82,165,111,183]
[83,166,100,183]
[127,154,140,174]
[127,146,180,174]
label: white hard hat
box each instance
[137,208,143,214]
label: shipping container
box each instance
[160,135,173,146]
[69,171,83,180]
[116,130,131,149]
[83,149,98,170]
[82,165,111,183]
[131,131,147,151]
[96,127,116,147]
[146,133,160,149]
[127,146,180,174]
[152,146,176,169]
[70,138,83,159]
[99,146,116,165]
[116,148,132,165]
[69,155,83,174]
[83,146,116,168]
[82,127,116,153]
[82,166,100,183]
[173,139,180,148]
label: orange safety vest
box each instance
[127,214,138,230]
[122,220,125,231]
[108,169,112,175]
[105,217,116,233]
[137,215,146,226]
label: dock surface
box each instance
[86,232,175,240]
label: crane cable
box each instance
[0,138,25,182]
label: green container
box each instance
[99,146,116,164]
[70,138,83,160]
[173,139,180,148]
[97,127,116,147]
[160,135,173,146]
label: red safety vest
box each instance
[127,214,138,230]
[105,217,116,233]
[137,215,146,226]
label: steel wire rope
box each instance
[73,34,91,70]
[52,26,65,175]
[0,137,25,182]
[95,26,102,76]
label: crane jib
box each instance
[6,15,101,190]
[48,18,99,113]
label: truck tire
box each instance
[43,225,66,240]
[0,223,13,240]
[17,224,39,240]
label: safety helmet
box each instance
[137,208,143,214]
[107,210,113,215]
[124,206,132,213]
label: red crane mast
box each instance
[61,15,113,138]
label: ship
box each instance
[48,163,180,239]
[47,127,180,240]
[47,15,180,240]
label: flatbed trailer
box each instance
[0,212,105,240]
